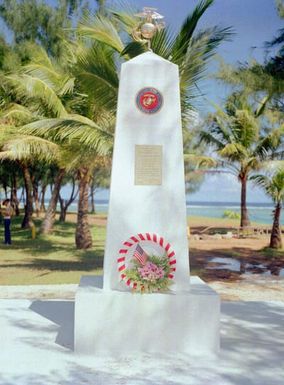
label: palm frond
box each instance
[21,64,63,89]
[184,153,218,168]
[24,43,55,70]
[232,109,259,146]
[58,77,75,96]
[178,26,232,105]
[151,28,175,59]
[0,135,60,162]
[251,166,284,203]
[111,7,139,36]
[20,116,113,155]
[74,43,119,111]
[254,127,284,158]
[199,130,227,149]
[171,0,214,62]
[1,103,36,124]
[77,14,125,53]
[120,41,146,58]
[5,74,68,118]
[219,142,248,160]
[21,60,75,97]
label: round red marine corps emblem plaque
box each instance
[136,87,163,114]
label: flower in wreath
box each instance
[124,243,173,293]
[138,262,165,281]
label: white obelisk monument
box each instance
[75,8,220,356]
[103,50,190,292]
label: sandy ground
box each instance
[0,299,283,385]
[0,274,283,302]
[209,275,284,301]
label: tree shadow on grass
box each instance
[1,221,105,256]
[29,250,104,271]
[0,237,70,255]
[0,248,104,272]
[51,221,77,237]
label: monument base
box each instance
[74,276,220,356]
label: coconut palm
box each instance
[0,125,60,228]
[0,48,67,229]
[0,43,113,246]
[252,166,284,249]
[200,92,284,227]
[12,44,114,248]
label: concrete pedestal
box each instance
[74,276,220,356]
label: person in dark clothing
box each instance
[1,199,13,245]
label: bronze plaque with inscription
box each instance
[135,145,162,185]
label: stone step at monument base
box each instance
[74,275,220,356]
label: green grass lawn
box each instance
[0,215,106,285]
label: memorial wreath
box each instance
[117,233,176,293]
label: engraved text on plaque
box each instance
[135,145,162,185]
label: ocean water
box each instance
[186,202,282,225]
[68,200,283,226]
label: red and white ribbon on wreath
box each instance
[117,233,176,289]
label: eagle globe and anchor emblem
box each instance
[136,87,163,114]
[133,8,165,114]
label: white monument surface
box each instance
[75,51,220,356]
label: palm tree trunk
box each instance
[240,175,250,228]
[40,184,47,212]
[76,167,92,249]
[270,202,282,249]
[41,168,65,234]
[10,174,20,216]
[33,181,40,218]
[20,187,25,205]
[21,164,34,229]
[59,177,78,222]
[59,196,68,222]
[3,183,8,198]
[90,184,96,213]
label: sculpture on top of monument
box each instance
[132,7,165,50]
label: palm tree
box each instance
[200,92,284,227]
[252,166,284,249]
[41,167,66,234]
[0,42,71,227]
[13,45,114,247]
[0,127,60,228]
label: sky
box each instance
[1,0,282,203]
